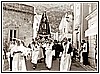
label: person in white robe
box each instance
[45,40,53,70]
[25,47,32,60]
[38,42,44,61]
[60,37,71,71]
[30,42,35,62]
[31,41,39,69]
[11,39,27,71]
[28,39,35,60]
[27,39,35,60]
[8,38,17,71]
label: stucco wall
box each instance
[3,3,34,47]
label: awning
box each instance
[85,24,98,37]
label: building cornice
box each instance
[3,3,34,15]
[85,9,97,20]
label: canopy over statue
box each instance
[37,11,51,40]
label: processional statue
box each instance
[37,11,51,41]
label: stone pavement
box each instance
[70,61,85,71]
[26,58,59,71]
[26,58,86,71]
[3,58,97,72]
[77,61,97,71]
[74,58,97,71]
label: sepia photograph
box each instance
[1,1,99,73]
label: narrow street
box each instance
[70,60,86,71]
[26,59,59,71]
[25,58,86,71]
[2,2,98,72]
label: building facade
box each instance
[73,3,89,49]
[85,3,98,69]
[3,3,34,47]
[59,13,72,42]
[73,3,81,49]
[73,3,98,69]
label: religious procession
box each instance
[2,2,98,72]
[5,35,74,71]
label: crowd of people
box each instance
[3,37,89,71]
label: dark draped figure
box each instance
[37,11,51,63]
[38,11,50,35]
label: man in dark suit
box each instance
[52,40,62,60]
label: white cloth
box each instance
[45,50,52,68]
[52,50,55,56]
[9,43,15,51]
[31,44,39,64]
[71,52,73,56]
[45,43,52,68]
[30,43,34,50]
[24,48,32,60]
[80,51,83,63]
[28,42,35,58]
[59,52,62,57]
[38,48,44,60]
[12,53,26,71]
[60,42,71,71]
[12,45,27,71]
[31,50,39,64]
[10,45,17,58]
[60,54,71,71]
[43,43,46,48]
[38,44,44,60]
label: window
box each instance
[9,29,17,41]
[14,30,16,38]
[10,30,13,41]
